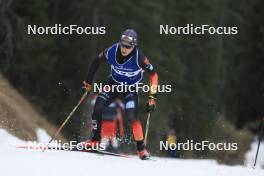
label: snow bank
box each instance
[36,128,51,143]
[0,129,26,148]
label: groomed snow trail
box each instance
[0,129,263,176]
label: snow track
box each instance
[0,129,263,176]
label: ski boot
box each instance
[137,148,150,160]
[79,132,101,151]
[136,140,150,160]
[100,137,110,150]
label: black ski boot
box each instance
[136,140,150,160]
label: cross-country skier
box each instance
[82,29,158,160]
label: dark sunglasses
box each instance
[120,43,133,49]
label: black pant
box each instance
[91,78,139,140]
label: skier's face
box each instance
[120,45,134,56]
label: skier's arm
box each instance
[85,51,107,84]
[82,50,107,91]
[149,70,158,99]
[138,52,158,112]
[139,52,158,96]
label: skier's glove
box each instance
[146,94,157,113]
[82,81,92,93]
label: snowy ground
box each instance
[0,128,263,176]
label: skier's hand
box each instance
[146,94,156,113]
[82,81,92,93]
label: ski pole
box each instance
[43,90,90,152]
[253,117,264,168]
[144,112,151,145]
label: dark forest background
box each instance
[1,0,264,164]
